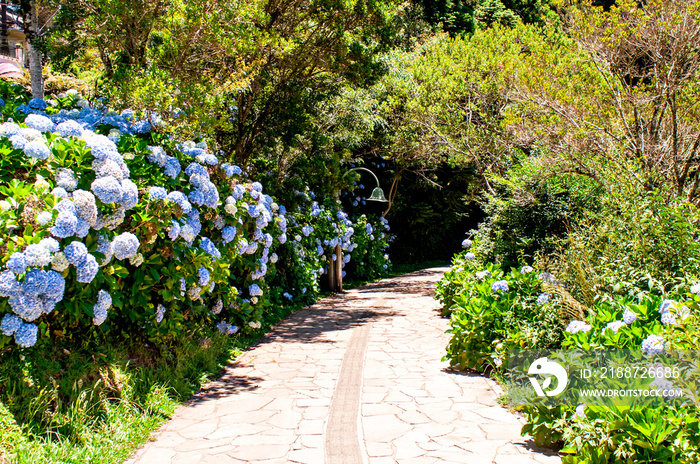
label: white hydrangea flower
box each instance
[51,252,70,272]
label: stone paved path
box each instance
[125,268,561,464]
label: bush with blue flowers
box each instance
[0,85,392,352]
[437,245,700,463]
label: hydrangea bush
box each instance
[521,290,700,463]
[437,245,565,371]
[0,86,391,350]
[437,241,700,463]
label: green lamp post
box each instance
[329,167,388,292]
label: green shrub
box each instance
[520,288,700,463]
[472,156,603,269]
[547,192,700,305]
[438,251,565,371]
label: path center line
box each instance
[325,309,374,464]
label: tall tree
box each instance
[511,0,700,200]
[21,0,43,98]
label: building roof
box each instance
[0,59,22,78]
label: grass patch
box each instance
[0,301,305,463]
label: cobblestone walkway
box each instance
[126,268,561,464]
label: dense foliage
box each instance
[0,82,391,352]
[10,0,700,461]
[436,248,700,462]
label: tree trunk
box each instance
[27,41,43,99]
[25,0,43,99]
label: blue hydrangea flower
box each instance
[0,270,21,297]
[75,219,90,238]
[10,134,26,149]
[76,255,99,283]
[28,98,47,110]
[521,265,534,274]
[56,120,84,137]
[24,244,51,267]
[283,292,292,300]
[201,153,218,165]
[602,320,626,335]
[44,270,66,300]
[121,109,136,121]
[200,237,221,259]
[168,221,181,241]
[14,322,38,347]
[232,184,246,200]
[661,312,677,326]
[82,133,118,160]
[536,293,550,306]
[247,203,260,218]
[1,313,21,336]
[461,238,472,248]
[164,156,181,179]
[73,190,98,225]
[465,252,476,260]
[167,191,192,214]
[91,176,124,204]
[264,234,273,248]
[237,238,248,255]
[658,299,677,314]
[491,280,509,292]
[221,164,242,177]
[302,225,313,237]
[270,253,278,264]
[187,210,202,237]
[51,187,69,199]
[180,224,195,243]
[222,226,237,244]
[197,267,210,286]
[0,121,22,137]
[64,241,89,265]
[8,293,42,321]
[155,303,166,323]
[120,179,139,209]
[25,114,56,133]
[188,189,204,205]
[565,320,591,334]
[132,119,151,134]
[22,268,48,297]
[24,140,51,160]
[622,308,637,324]
[96,235,113,267]
[149,186,167,201]
[641,334,665,355]
[6,253,28,274]
[216,321,239,335]
[147,146,168,166]
[249,284,262,297]
[92,289,112,325]
[112,232,140,260]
